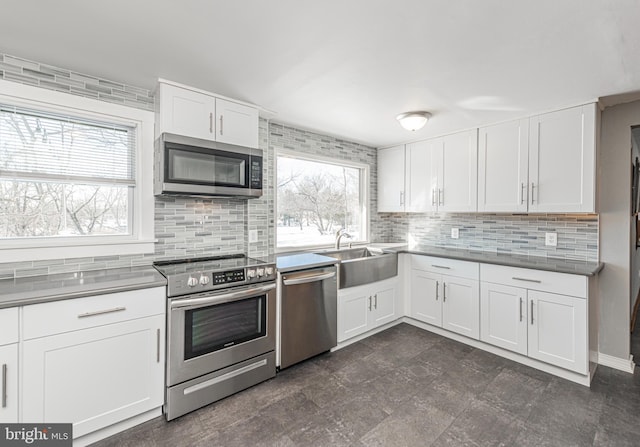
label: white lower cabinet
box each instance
[409,255,480,340]
[0,343,18,423]
[20,287,166,439]
[480,264,588,374]
[338,277,398,342]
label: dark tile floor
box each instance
[92,324,640,446]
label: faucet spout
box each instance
[335,229,352,250]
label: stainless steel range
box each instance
[154,254,277,421]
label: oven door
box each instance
[167,282,276,386]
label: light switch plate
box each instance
[249,229,258,243]
[451,228,459,239]
[545,232,557,247]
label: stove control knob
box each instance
[199,275,210,286]
[256,268,265,277]
[265,267,274,276]
[187,276,198,287]
[247,269,257,279]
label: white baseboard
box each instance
[73,407,162,447]
[332,319,403,351]
[597,352,636,374]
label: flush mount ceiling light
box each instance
[396,111,432,131]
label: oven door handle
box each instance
[170,283,276,310]
[282,271,336,286]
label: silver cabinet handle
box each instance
[2,363,6,408]
[374,294,378,309]
[531,182,536,204]
[400,191,404,206]
[431,265,451,270]
[530,300,534,325]
[519,297,523,322]
[512,277,542,284]
[431,189,436,206]
[368,296,372,311]
[520,183,526,205]
[443,283,447,302]
[219,115,224,135]
[435,281,439,301]
[78,306,126,318]
[157,329,161,363]
[209,112,213,133]
[438,189,443,206]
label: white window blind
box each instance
[0,104,136,185]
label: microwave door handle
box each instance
[170,283,276,310]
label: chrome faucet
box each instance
[335,229,352,250]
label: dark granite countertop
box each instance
[390,245,603,276]
[276,253,339,273]
[0,266,167,309]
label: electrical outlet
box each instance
[249,230,258,243]
[451,228,459,239]
[545,232,557,247]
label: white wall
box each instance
[598,100,640,360]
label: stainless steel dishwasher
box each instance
[279,265,337,369]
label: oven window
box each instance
[168,147,247,187]
[184,296,266,360]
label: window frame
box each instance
[0,79,155,262]
[275,148,370,252]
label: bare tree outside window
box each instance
[0,107,133,239]
[277,154,366,248]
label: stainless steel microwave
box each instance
[154,133,263,198]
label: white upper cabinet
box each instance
[377,129,478,213]
[215,97,259,148]
[158,83,216,141]
[438,129,478,212]
[478,119,529,212]
[528,104,596,213]
[377,145,406,212]
[157,81,259,148]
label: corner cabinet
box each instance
[0,308,19,423]
[337,277,399,342]
[478,103,597,213]
[480,264,588,374]
[156,81,259,148]
[21,287,166,440]
[409,255,480,340]
[377,129,478,213]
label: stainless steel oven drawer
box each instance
[165,351,275,421]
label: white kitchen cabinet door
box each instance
[480,282,528,355]
[0,344,18,423]
[337,288,370,342]
[215,98,259,149]
[528,104,596,213]
[22,315,165,439]
[438,130,478,213]
[158,83,216,141]
[377,145,406,212]
[478,119,529,212]
[405,140,438,212]
[409,269,442,327]
[527,290,587,374]
[442,276,480,340]
[370,284,397,328]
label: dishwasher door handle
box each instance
[282,271,336,286]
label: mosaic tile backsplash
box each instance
[0,52,599,278]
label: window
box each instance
[0,106,135,238]
[276,151,368,249]
[0,80,154,261]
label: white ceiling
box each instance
[1,0,639,147]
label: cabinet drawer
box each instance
[0,308,19,345]
[410,255,479,280]
[480,264,587,298]
[23,287,166,340]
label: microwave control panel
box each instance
[250,158,262,189]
